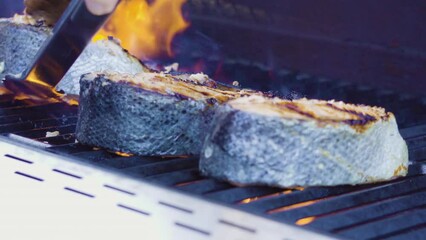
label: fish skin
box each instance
[200,98,408,187]
[75,74,217,156]
[0,18,147,95]
[0,19,50,80]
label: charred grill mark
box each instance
[173,93,190,100]
[282,103,316,119]
[205,82,217,88]
[263,101,383,133]
[206,98,218,105]
[86,73,262,109]
[343,118,376,126]
[94,74,106,81]
[326,103,378,125]
[34,20,45,27]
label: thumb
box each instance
[84,0,119,15]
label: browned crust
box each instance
[228,96,392,133]
[84,72,262,104]
[393,165,408,177]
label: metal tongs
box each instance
[3,0,115,98]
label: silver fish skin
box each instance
[0,18,147,94]
[75,72,218,156]
[0,18,50,79]
[200,96,409,187]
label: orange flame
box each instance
[295,216,316,226]
[4,69,62,105]
[16,70,77,105]
[93,0,189,60]
[0,86,12,95]
[238,190,295,204]
[115,151,134,157]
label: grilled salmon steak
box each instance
[0,16,147,95]
[75,72,261,156]
[0,16,50,80]
[200,96,408,187]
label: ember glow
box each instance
[238,190,296,204]
[295,216,316,226]
[115,151,134,157]
[175,179,205,187]
[93,0,189,60]
[0,86,12,95]
[268,199,321,214]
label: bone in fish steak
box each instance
[200,96,409,187]
[76,72,261,156]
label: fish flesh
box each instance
[200,96,408,187]
[76,72,261,156]
[56,37,150,95]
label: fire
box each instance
[238,190,296,204]
[4,69,78,106]
[3,0,189,104]
[61,94,79,106]
[295,216,316,226]
[268,199,321,214]
[0,86,12,95]
[115,151,134,157]
[26,69,54,90]
[93,0,189,60]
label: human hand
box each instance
[84,0,119,15]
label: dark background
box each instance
[0,0,24,17]
[1,0,425,95]
[182,0,426,95]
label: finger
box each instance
[84,0,119,15]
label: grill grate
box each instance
[1,67,426,240]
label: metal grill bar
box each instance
[309,191,426,232]
[146,168,202,186]
[384,224,426,240]
[177,179,233,194]
[339,208,426,239]
[270,177,426,221]
[239,186,361,212]
[0,117,77,134]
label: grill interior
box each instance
[1,1,425,239]
[1,62,425,240]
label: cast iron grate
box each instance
[1,67,425,240]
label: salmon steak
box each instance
[200,96,409,187]
[76,72,261,156]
